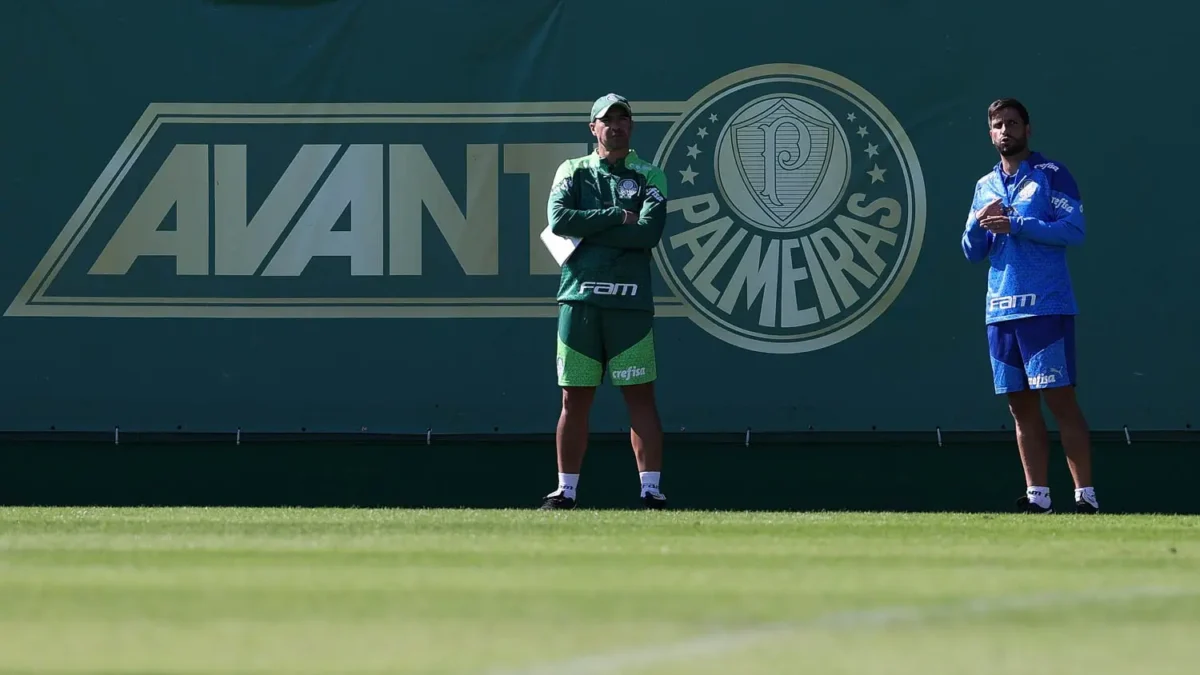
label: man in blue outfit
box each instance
[962,98,1099,514]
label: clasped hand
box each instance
[975,197,1012,234]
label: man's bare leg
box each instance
[620,382,665,506]
[1044,386,1098,511]
[543,386,595,508]
[557,386,596,474]
[1008,389,1053,512]
[621,382,662,472]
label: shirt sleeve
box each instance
[961,182,995,262]
[1010,165,1086,246]
[583,167,669,250]
[546,162,627,238]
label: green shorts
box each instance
[556,302,656,387]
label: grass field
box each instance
[0,508,1197,674]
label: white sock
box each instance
[551,473,578,500]
[1075,486,1098,507]
[640,471,662,497]
[1026,486,1051,508]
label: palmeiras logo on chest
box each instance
[617,178,639,200]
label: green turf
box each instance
[0,508,1197,674]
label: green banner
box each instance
[0,0,1193,435]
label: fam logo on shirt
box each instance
[652,64,927,354]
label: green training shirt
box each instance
[546,149,669,313]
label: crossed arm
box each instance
[547,165,668,250]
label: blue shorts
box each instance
[987,314,1076,395]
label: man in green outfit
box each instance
[539,93,670,510]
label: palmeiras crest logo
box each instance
[652,64,927,354]
[616,178,639,200]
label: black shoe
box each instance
[539,493,576,510]
[1075,499,1099,514]
[642,492,667,510]
[1016,495,1053,513]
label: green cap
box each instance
[590,93,632,120]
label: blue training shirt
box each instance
[961,151,1086,324]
